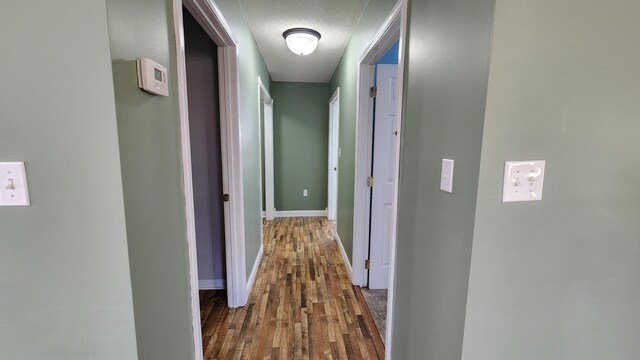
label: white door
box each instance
[369,64,398,289]
[327,90,340,221]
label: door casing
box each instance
[173,1,249,359]
[258,77,275,221]
[351,1,408,357]
[327,88,340,221]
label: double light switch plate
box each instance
[503,160,546,202]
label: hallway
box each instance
[200,217,384,359]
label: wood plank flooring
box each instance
[200,217,385,359]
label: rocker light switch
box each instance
[502,160,545,202]
[0,162,31,206]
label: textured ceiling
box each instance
[239,0,369,83]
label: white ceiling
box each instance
[239,0,369,83]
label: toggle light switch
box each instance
[440,159,454,193]
[0,162,31,206]
[502,160,545,202]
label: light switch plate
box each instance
[502,160,545,202]
[440,159,454,193]
[0,162,31,206]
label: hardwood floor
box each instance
[200,217,385,359]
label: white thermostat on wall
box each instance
[137,57,168,96]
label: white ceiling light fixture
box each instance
[283,28,321,56]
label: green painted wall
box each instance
[0,0,138,359]
[391,0,496,358]
[105,0,271,357]
[272,82,330,211]
[462,1,640,359]
[328,0,397,261]
[217,0,271,277]
[105,0,194,358]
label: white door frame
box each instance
[258,77,275,221]
[351,1,407,357]
[327,88,340,221]
[173,0,248,358]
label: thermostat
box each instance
[137,57,168,96]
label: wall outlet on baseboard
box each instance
[303,189,308,197]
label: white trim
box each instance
[216,41,249,310]
[329,87,340,103]
[262,211,266,218]
[350,1,406,358]
[182,0,237,45]
[333,228,352,280]
[358,1,402,65]
[258,78,276,221]
[385,1,408,356]
[274,210,327,218]
[327,88,340,222]
[353,0,402,287]
[352,64,376,287]
[174,1,247,359]
[246,244,264,295]
[198,279,226,290]
[173,4,204,358]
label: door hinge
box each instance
[365,259,371,270]
[367,176,375,187]
[223,194,229,202]
[369,86,377,98]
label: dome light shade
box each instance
[283,28,321,56]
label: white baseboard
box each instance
[275,210,327,218]
[199,279,226,290]
[262,211,266,218]
[334,229,353,280]
[246,243,264,295]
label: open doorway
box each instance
[352,1,407,356]
[183,4,229,357]
[174,0,250,358]
[259,78,275,221]
[368,43,399,290]
[183,6,227,293]
[361,40,400,345]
